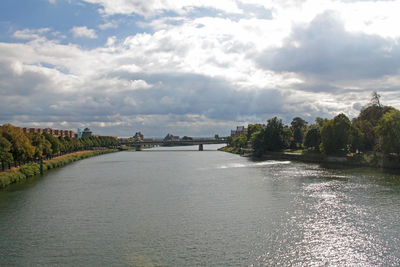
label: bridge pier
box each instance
[199,144,203,151]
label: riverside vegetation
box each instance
[0,149,117,188]
[0,124,120,188]
[223,92,400,169]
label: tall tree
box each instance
[320,114,351,155]
[348,125,364,153]
[375,109,400,155]
[43,132,60,155]
[315,117,329,127]
[290,117,307,148]
[304,126,321,151]
[0,124,34,162]
[232,132,248,149]
[247,124,263,141]
[0,135,13,166]
[252,117,289,154]
[29,133,52,158]
[371,91,381,107]
[353,91,394,151]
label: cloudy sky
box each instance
[1,0,399,137]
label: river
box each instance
[1,145,400,266]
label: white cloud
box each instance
[13,28,50,40]
[70,26,98,39]
[99,21,118,30]
[2,0,400,136]
[81,0,242,17]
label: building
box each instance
[77,128,83,138]
[22,127,75,138]
[164,133,180,141]
[82,128,92,138]
[231,126,247,138]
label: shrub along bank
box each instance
[0,149,117,189]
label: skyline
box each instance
[1,0,400,137]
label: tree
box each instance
[371,91,381,107]
[290,117,307,148]
[250,130,263,156]
[320,114,351,155]
[304,126,321,150]
[348,125,364,153]
[0,124,34,162]
[252,117,289,154]
[43,132,60,155]
[375,109,400,155]
[247,124,263,140]
[352,92,394,151]
[232,132,247,149]
[58,137,68,153]
[315,117,329,127]
[0,135,13,167]
[29,133,52,158]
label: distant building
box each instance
[164,133,180,141]
[22,127,75,138]
[82,128,92,138]
[77,128,83,138]
[231,126,247,138]
[133,132,144,141]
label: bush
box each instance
[19,163,40,177]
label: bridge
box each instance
[120,139,227,151]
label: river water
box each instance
[1,145,400,266]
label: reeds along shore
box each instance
[0,149,117,189]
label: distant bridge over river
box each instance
[119,139,227,151]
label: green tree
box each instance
[304,126,321,150]
[320,114,351,155]
[290,117,307,148]
[232,132,247,149]
[58,137,68,153]
[375,109,400,155]
[0,124,34,162]
[43,132,60,155]
[29,133,52,158]
[247,124,263,140]
[249,130,262,156]
[352,119,375,151]
[252,117,289,154]
[81,137,93,149]
[0,135,13,167]
[352,92,394,151]
[315,117,329,127]
[348,125,364,153]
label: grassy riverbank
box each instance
[0,149,118,189]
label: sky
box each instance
[0,0,399,137]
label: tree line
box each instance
[0,124,120,170]
[227,92,400,157]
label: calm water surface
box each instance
[1,145,400,266]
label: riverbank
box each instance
[0,149,118,189]
[219,146,400,169]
